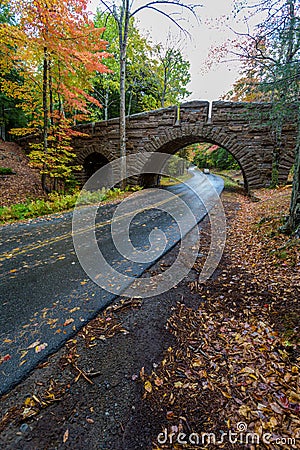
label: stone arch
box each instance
[75,144,114,186]
[137,125,263,191]
[76,144,114,165]
[83,152,110,180]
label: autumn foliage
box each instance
[0,0,110,191]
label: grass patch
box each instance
[0,167,14,175]
[213,169,245,192]
[217,172,246,193]
[160,172,192,187]
[0,185,143,224]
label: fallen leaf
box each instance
[28,341,40,349]
[63,429,69,443]
[64,318,74,327]
[144,381,152,393]
[35,343,48,353]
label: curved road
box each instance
[0,169,223,395]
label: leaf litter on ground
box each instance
[143,188,299,449]
[0,188,299,448]
[0,298,142,432]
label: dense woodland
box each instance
[0,0,299,232]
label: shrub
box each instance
[0,185,143,223]
[0,167,14,175]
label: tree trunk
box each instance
[127,77,136,116]
[104,88,109,121]
[53,177,58,192]
[118,0,130,189]
[127,89,132,116]
[161,66,167,108]
[48,59,54,126]
[1,103,5,141]
[286,112,300,234]
[119,46,126,188]
[57,62,64,117]
[42,47,48,193]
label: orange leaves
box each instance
[63,428,69,443]
[63,318,74,327]
[143,189,299,445]
[3,0,110,126]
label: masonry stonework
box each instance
[49,101,300,190]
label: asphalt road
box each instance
[0,169,223,395]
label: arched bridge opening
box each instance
[83,152,110,180]
[139,134,249,192]
[74,149,114,188]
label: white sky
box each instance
[88,0,249,102]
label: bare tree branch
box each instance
[137,5,187,33]
[131,0,200,19]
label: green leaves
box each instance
[1,0,111,192]
[92,12,191,119]
[151,45,191,108]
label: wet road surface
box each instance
[0,169,223,395]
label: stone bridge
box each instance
[65,101,298,190]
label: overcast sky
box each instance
[88,0,248,102]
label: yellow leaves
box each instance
[26,341,48,353]
[63,318,74,327]
[47,318,58,327]
[191,359,202,368]
[24,397,35,407]
[239,405,251,417]
[139,366,145,381]
[289,391,300,402]
[239,367,258,380]
[239,367,256,375]
[144,381,152,393]
[35,343,48,353]
[69,307,80,313]
[267,416,278,429]
[27,340,40,349]
[141,285,299,446]
[221,390,232,399]
[22,407,36,419]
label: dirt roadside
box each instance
[0,142,42,207]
